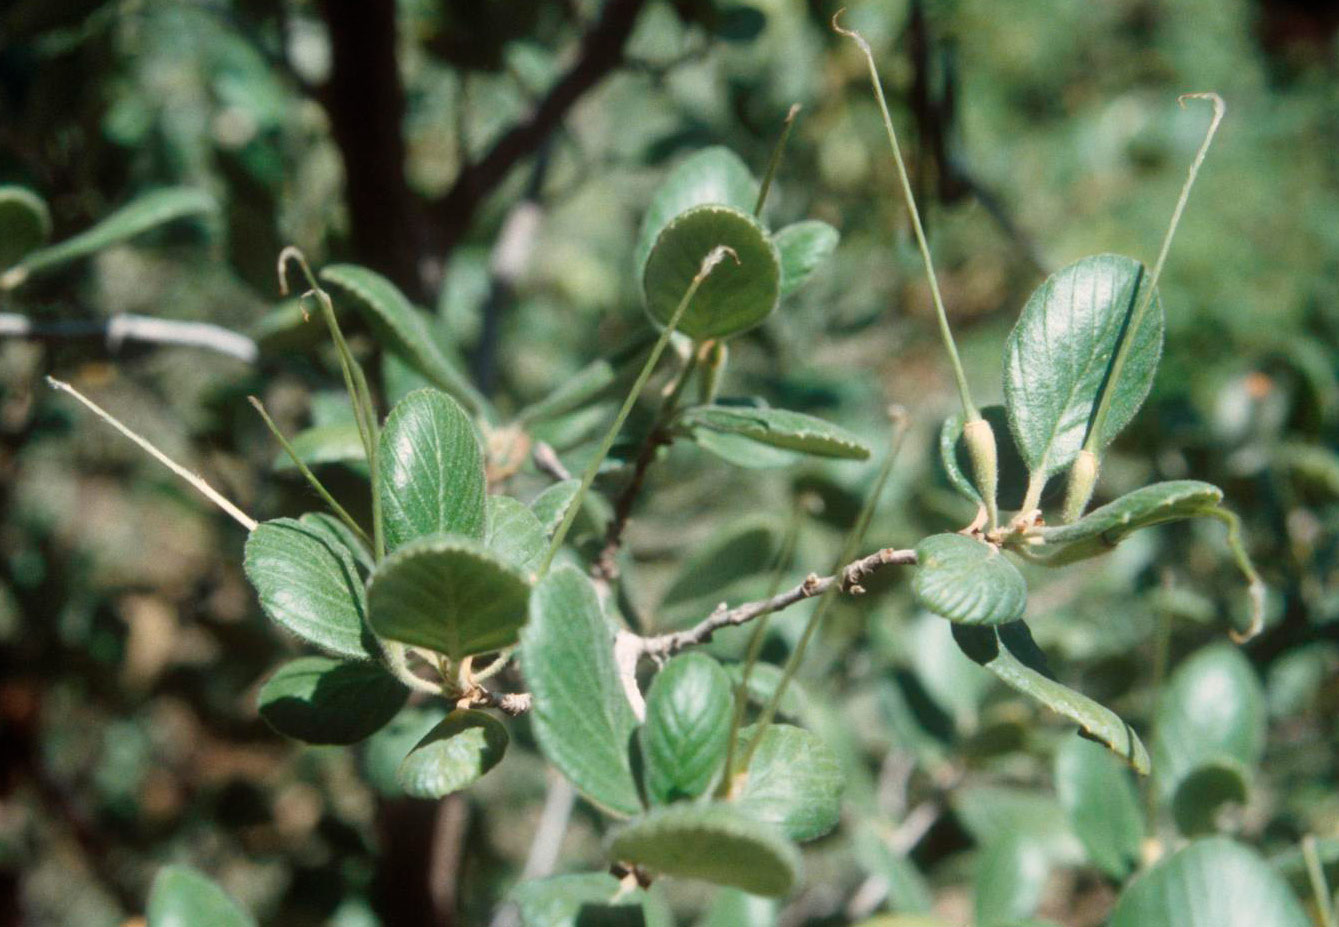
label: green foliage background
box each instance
[1,0,1336,924]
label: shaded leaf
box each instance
[0,185,51,267]
[486,494,547,576]
[733,724,843,842]
[954,785,1083,865]
[635,147,757,276]
[509,873,649,927]
[691,428,805,469]
[378,388,487,550]
[643,205,780,341]
[521,567,641,816]
[257,657,406,745]
[321,264,483,413]
[773,220,838,297]
[361,705,448,797]
[1054,737,1143,878]
[147,865,255,927]
[715,6,767,42]
[1109,838,1309,927]
[606,804,800,897]
[724,662,806,721]
[298,511,373,574]
[912,534,1027,626]
[952,623,1150,772]
[8,188,216,282]
[1035,480,1223,564]
[641,653,733,805]
[975,835,1049,927]
[397,709,509,799]
[272,422,366,472]
[519,334,657,424]
[368,535,530,659]
[1003,254,1162,478]
[244,518,377,659]
[851,824,934,913]
[532,479,582,535]
[1171,758,1251,837]
[680,405,871,460]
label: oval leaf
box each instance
[368,535,530,659]
[635,146,758,276]
[774,220,839,297]
[378,388,487,550]
[272,422,366,472]
[257,656,407,745]
[509,873,652,927]
[1171,758,1251,837]
[8,188,216,284]
[912,534,1027,626]
[1003,254,1163,478]
[521,567,641,816]
[641,653,733,805]
[0,185,51,268]
[320,265,483,414]
[975,835,1049,927]
[680,405,871,460]
[643,205,781,341]
[606,803,801,898]
[397,709,509,799]
[147,865,255,927]
[298,511,373,575]
[953,623,1150,772]
[1054,737,1143,878]
[244,518,377,659]
[733,724,844,842]
[485,494,547,577]
[1109,837,1309,927]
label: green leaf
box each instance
[244,518,377,659]
[485,494,547,576]
[773,220,839,297]
[518,334,657,425]
[0,185,51,268]
[643,205,781,341]
[635,147,758,276]
[690,428,805,469]
[1171,758,1251,837]
[521,567,641,816]
[912,535,1027,626]
[953,785,1083,865]
[975,835,1049,927]
[257,657,407,745]
[939,406,1030,511]
[606,804,801,897]
[378,389,487,550]
[397,709,509,799]
[716,6,767,42]
[641,653,733,805]
[1153,643,1265,823]
[272,422,366,472]
[851,824,934,913]
[1034,480,1224,564]
[531,479,582,535]
[733,724,844,842]
[8,188,216,282]
[1003,254,1162,478]
[147,865,255,927]
[320,264,484,414]
[298,511,373,574]
[952,623,1150,772]
[509,873,649,927]
[1054,737,1143,878]
[1109,838,1309,927]
[680,405,871,460]
[724,662,806,721]
[662,516,784,618]
[368,535,530,659]
[361,705,448,797]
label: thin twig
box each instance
[0,312,258,363]
[46,376,258,531]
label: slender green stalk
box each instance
[539,246,738,576]
[247,396,371,547]
[718,505,802,794]
[740,407,910,770]
[1303,835,1337,927]
[835,16,976,420]
[278,247,386,561]
[754,104,801,217]
[1083,93,1225,456]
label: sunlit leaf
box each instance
[485,494,547,576]
[147,865,254,927]
[773,220,838,297]
[635,146,757,276]
[975,835,1049,927]
[733,724,844,842]
[397,709,509,799]
[912,534,1026,626]
[641,653,732,805]
[1054,737,1143,878]
[680,404,871,460]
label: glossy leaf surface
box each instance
[641,653,733,805]
[912,534,1027,626]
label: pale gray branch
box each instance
[0,313,258,363]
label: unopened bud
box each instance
[963,417,999,530]
[1062,449,1100,524]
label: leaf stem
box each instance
[47,376,258,532]
[754,104,801,218]
[835,14,977,420]
[1083,93,1224,455]
[739,405,909,769]
[539,246,738,576]
[247,396,371,547]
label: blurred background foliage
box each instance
[1,0,1337,924]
